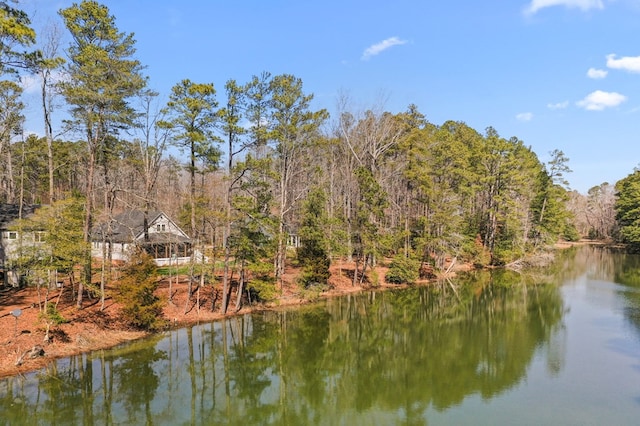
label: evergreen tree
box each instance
[297,187,330,288]
[615,170,640,251]
[0,80,24,203]
[219,78,248,314]
[353,166,388,283]
[59,0,147,308]
[160,79,220,240]
[229,160,278,307]
[160,79,221,312]
[10,195,86,311]
[115,248,165,331]
[0,1,36,75]
[269,74,328,287]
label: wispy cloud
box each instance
[524,0,604,15]
[20,74,40,94]
[361,37,407,61]
[587,68,608,79]
[576,90,627,110]
[606,54,640,73]
[20,70,67,95]
[547,101,569,110]
[516,112,534,121]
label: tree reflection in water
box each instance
[0,263,569,425]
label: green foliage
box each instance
[161,79,221,163]
[297,282,328,301]
[530,152,576,246]
[0,79,24,133]
[40,302,67,326]
[160,78,222,243]
[385,254,420,285]
[462,236,492,267]
[615,170,640,250]
[0,1,36,75]
[353,166,388,263]
[10,195,86,281]
[369,268,380,287]
[246,262,279,302]
[59,0,147,133]
[297,188,331,288]
[563,224,580,242]
[115,249,165,331]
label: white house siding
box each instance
[91,241,131,262]
[91,211,192,266]
[144,214,187,239]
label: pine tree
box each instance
[0,1,36,76]
[615,170,640,251]
[59,0,147,308]
[115,249,165,331]
[297,187,330,288]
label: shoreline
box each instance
[1,243,595,380]
[0,263,421,380]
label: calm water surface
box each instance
[1,246,640,425]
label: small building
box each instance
[0,203,42,287]
[92,210,193,266]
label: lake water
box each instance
[1,246,639,425]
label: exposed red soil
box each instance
[0,260,466,379]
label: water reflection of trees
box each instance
[217,272,565,424]
[319,276,564,415]
[0,271,565,424]
[0,335,167,425]
[612,251,640,336]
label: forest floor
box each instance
[0,259,471,379]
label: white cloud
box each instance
[606,53,640,73]
[361,37,407,60]
[587,67,608,79]
[516,112,534,121]
[20,70,68,95]
[576,90,627,110]
[524,0,604,15]
[20,74,40,94]
[547,101,569,110]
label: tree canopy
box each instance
[3,0,627,310]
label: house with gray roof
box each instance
[91,210,193,266]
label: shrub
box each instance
[116,249,166,331]
[246,261,279,303]
[385,254,420,285]
[248,277,279,302]
[42,302,67,325]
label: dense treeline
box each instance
[2,1,630,316]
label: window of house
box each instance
[161,224,166,231]
[34,232,46,242]
[156,224,161,232]
[8,232,17,240]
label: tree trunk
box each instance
[79,148,96,309]
[221,242,231,314]
[234,261,245,312]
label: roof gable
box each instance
[93,210,189,243]
[0,204,40,230]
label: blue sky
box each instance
[19,0,640,193]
